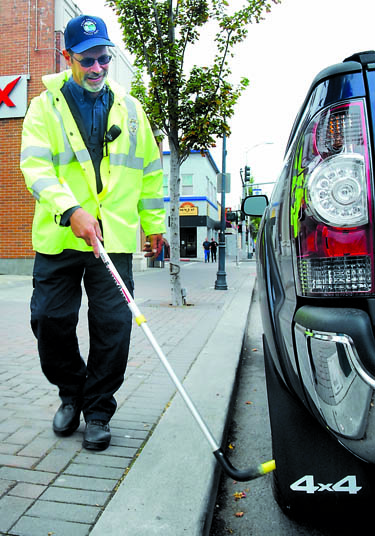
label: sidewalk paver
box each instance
[0,259,256,535]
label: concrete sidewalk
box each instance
[0,258,256,536]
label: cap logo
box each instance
[82,19,98,35]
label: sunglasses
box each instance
[71,54,112,68]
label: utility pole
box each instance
[239,168,248,259]
[241,142,274,259]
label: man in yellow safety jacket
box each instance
[20,14,166,451]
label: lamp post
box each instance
[244,141,274,164]
[215,129,228,290]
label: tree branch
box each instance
[152,0,166,66]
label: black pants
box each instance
[31,250,133,423]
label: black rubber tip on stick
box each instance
[213,448,275,482]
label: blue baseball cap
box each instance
[64,15,115,53]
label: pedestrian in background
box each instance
[203,238,211,262]
[210,238,218,262]
[20,14,166,451]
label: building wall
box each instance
[0,0,134,274]
[0,0,56,273]
[162,151,221,260]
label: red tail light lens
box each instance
[292,100,374,297]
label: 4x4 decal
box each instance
[290,475,362,495]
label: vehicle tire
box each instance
[264,335,375,523]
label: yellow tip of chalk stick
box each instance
[135,314,147,326]
[260,460,276,474]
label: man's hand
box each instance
[143,234,163,259]
[69,208,103,258]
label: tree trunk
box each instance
[169,139,183,306]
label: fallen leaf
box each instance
[245,401,252,405]
[235,511,244,517]
[252,348,258,352]
[228,442,235,450]
[233,491,247,501]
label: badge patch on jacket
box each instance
[129,118,138,136]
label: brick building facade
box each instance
[0,0,56,273]
[0,0,134,274]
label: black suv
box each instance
[243,51,375,520]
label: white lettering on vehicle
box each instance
[290,475,362,495]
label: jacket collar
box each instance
[42,69,125,100]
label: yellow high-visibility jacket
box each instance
[20,70,166,254]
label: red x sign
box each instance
[0,76,21,107]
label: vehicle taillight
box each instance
[292,100,374,297]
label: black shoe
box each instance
[53,403,81,436]
[83,420,111,451]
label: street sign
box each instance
[217,173,231,193]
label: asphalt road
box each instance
[209,284,352,536]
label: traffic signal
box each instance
[226,211,238,222]
[244,165,251,182]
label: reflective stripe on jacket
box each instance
[20,70,166,254]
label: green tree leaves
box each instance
[108,0,280,163]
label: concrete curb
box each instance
[91,270,256,535]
